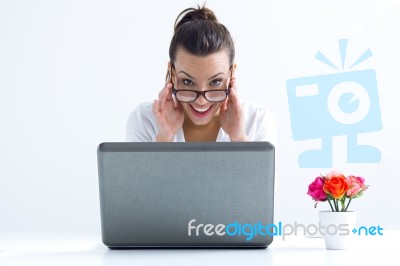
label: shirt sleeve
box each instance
[244,102,277,145]
[254,107,277,145]
[125,102,157,142]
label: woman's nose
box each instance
[195,93,208,105]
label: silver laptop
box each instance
[97,142,275,248]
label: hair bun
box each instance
[174,5,218,32]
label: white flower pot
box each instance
[318,211,357,250]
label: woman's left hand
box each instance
[219,78,248,141]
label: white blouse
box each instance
[126,101,276,145]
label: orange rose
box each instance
[323,176,348,199]
[326,170,345,180]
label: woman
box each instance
[126,5,276,143]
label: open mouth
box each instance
[189,104,213,118]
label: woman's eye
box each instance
[210,79,222,86]
[183,79,194,86]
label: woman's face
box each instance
[171,49,232,126]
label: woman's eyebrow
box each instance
[208,72,224,80]
[179,71,194,79]
[178,71,225,80]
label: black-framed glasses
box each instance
[172,88,230,103]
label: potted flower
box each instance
[307,170,369,249]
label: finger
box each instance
[175,99,184,112]
[229,78,237,91]
[229,77,236,89]
[152,99,160,115]
[173,94,180,109]
[222,97,228,111]
[159,86,169,111]
[158,85,165,99]
[165,83,173,101]
[228,79,239,104]
[172,94,178,108]
[165,69,172,85]
[219,99,228,121]
[226,87,243,117]
[159,82,171,98]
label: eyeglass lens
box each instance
[174,90,228,102]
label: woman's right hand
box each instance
[152,82,184,142]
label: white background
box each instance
[1,0,399,233]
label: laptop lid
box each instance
[97,142,275,248]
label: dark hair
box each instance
[169,4,235,67]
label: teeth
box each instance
[192,105,211,113]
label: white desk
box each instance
[1,231,399,265]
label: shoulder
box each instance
[140,102,154,112]
[126,102,157,142]
[242,100,275,121]
[242,100,277,144]
[129,102,154,118]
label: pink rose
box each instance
[346,175,366,197]
[307,176,327,201]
